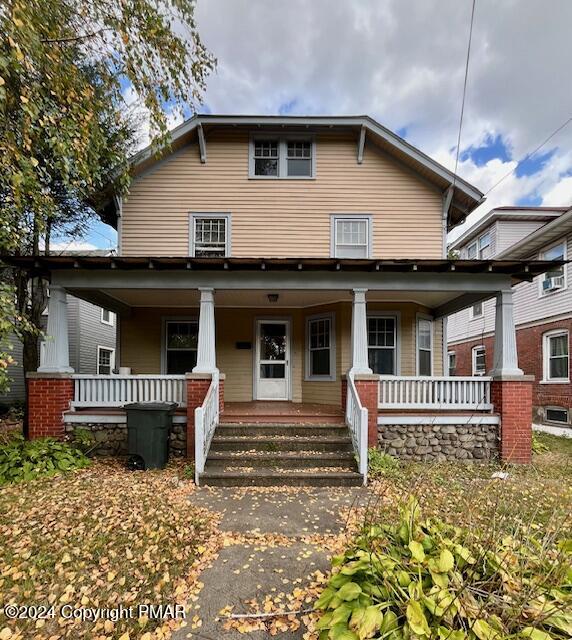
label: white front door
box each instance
[255,320,290,400]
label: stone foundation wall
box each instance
[65,423,187,457]
[377,423,499,461]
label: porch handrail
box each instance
[345,372,368,484]
[379,376,492,410]
[71,375,187,408]
[194,372,220,485]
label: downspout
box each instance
[441,186,454,258]
[113,195,123,256]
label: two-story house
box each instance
[447,206,572,429]
[4,115,560,485]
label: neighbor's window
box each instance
[471,301,483,318]
[165,320,198,374]
[286,141,312,177]
[417,317,433,376]
[306,315,335,379]
[332,216,371,258]
[253,140,279,176]
[540,242,566,294]
[97,346,115,375]
[543,330,569,381]
[472,345,486,376]
[101,308,114,326]
[368,316,397,375]
[466,242,477,259]
[448,351,456,376]
[466,231,491,259]
[191,214,230,257]
[545,407,569,424]
[251,137,314,178]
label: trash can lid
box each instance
[124,402,178,411]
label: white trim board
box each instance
[378,415,500,426]
[64,413,187,424]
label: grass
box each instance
[0,459,218,640]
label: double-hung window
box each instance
[331,215,371,258]
[472,345,486,376]
[190,214,230,257]
[466,231,491,259]
[101,308,114,326]
[417,317,433,376]
[97,346,115,375]
[448,351,456,376]
[471,301,483,319]
[250,137,314,178]
[543,330,569,382]
[540,242,566,295]
[164,320,198,374]
[368,316,397,375]
[306,314,335,380]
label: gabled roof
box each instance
[449,206,569,251]
[101,114,484,230]
[496,206,572,259]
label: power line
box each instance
[483,115,572,196]
[452,0,477,190]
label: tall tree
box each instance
[0,0,215,394]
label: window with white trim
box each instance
[466,231,491,259]
[190,214,230,257]
[416,317,433,376]
[540,242,566,295]
[165,320,198,374]
[471,301,483,319]
[545,407,569,424]
[368,316,397,375]
[250,137,314,178]
[332,216,371,258]
[101,308,114,326]
[97,346,115,375]
[448,351,456,376]
[306,314,335,380]
[472,345,486,376]
[543,330,569,382]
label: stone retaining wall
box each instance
[64,423,187,457]
[377,423,499,461]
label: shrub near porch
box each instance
[0,460,218,640]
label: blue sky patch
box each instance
[460,133,512,167]
[278,99,298,115]
[516,193,542,206]
[396,126,408,139]
[515,148,556,178]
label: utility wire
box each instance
[483,115,572,196]
[452,0,477,190]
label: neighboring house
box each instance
[5,115,560,484]
[0,295,116,406]
[447,206,572,428]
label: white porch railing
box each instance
[345,373,368,484]
[379,376,492,410]
[71,375,187,408]
[194,372,220,485]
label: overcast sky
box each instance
[73,0,572,251]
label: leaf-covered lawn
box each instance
[0,460,218,640]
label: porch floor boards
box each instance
[220,402,345,425]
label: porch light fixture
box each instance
[267,293,279,303]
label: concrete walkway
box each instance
[174,487,370,639]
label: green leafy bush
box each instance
[368,448,400,478]
[71,427,96,454]
[314,497,571,640]
[0,436,90,485]
[532,432,549,454]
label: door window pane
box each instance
[260,363,285,378]
[260,323,286,360]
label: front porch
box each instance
[12,255,548,483]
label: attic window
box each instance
[250,136,314,178]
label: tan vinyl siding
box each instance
[120,301,444,404]
[121,130,443,258]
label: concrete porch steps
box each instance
[200,421,363,486]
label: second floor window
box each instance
[101,309,114,326]
[191,214,230,257]
[332,216,371,258]
[540,242,566,294]
[471,301,483,318]
[467,231,491,259]
[254,140,279,176]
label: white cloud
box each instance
[191,0,572,234]
[48,241,99,253]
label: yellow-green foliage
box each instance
[315,498,571,640]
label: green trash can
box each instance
[125,402,177,470]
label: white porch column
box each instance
[38,285,74,373]
[192,287,218,374]
[489,289,523,377]
[350,288,372,375]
